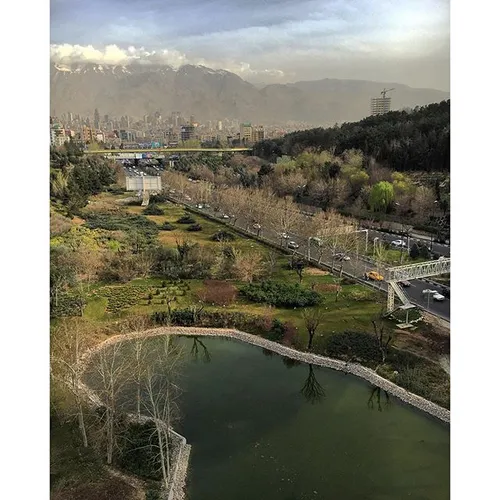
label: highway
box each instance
[182,200,451,321]
[123,164,450,321]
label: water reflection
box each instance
[300,364,326,405]
[367,386,391,412]
[190,337,211,363]
[262,347,275,357]
[282,356,300,369]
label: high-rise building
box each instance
[50,123,68,147]
[171,111,181,127]
[251,126,265,143]
[239,123,253,144]
[370,97,391,116]
[94,108,100,129]
[181,125,195,141]
[82,125,95,143]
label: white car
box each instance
[221,214,230,219]
[391,239,406,247]
[196,204,204,209]
[288,241,299,249]
[422,289,445,301]
[253,223,261,230]
[280,233,290,239]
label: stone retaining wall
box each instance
[82,327,450,424]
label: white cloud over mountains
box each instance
[50,44,287,83]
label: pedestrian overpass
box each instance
[83,147,252,160]
[386,258,451,313]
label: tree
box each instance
[302,308,324,350]
[410,243,420,260]
[233,249,264,283]
[142,336,185,488]
[289,255,306,283]
[50,319,92,447]
[267,196,301,246]
[369,181,395,213]
[371,319,393,369]
[94,342,131,465]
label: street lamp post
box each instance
[307,237,312,261]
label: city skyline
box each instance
[50,0,450,91]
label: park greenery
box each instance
[50,180,449,498]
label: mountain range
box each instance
[50,63,449,126]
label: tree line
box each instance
[254,100,450,173]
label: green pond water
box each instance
[88,336,450,500]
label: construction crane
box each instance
[381,88,395,98]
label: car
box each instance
[196,204,204,209]
[221,214,230,219]
[252,223,261,230]
[365,271,384,281]
[279,232,290,239]
[311,237,323,245]
[390,239,406,248]
[333,253,351,261]
[204,204,211,208]
[288,241,299,249]
[432,292,445,301]
[399,280,411,287]
[422,289,438,295]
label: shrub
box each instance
[161,280,167,288]
[143,204,164,216]
[240,280,322,308]
[267,319,286,341]
[197,280,237,306]
[325,331,381,366]
[187,223,202,232]
[161,222,175,231]
[211,230,236,242]
[177,214,196,224]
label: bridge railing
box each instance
[387,258,451,282]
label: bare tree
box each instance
[372,319,393,369]
[142,336,185,488]
[267,196,301,246]
[289,255,306,283]
[94,342,131,465]
[234,248,264,283]
[302,308,324,350]
[50,319,92,447]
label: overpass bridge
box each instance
[83,148,252,160]
[386,258,451,313]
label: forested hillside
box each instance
[254,100,450,173]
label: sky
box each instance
[50,0,450,91]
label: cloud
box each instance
[50,0,450,90]
[50,43,288,82]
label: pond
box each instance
[87,335,450,500]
